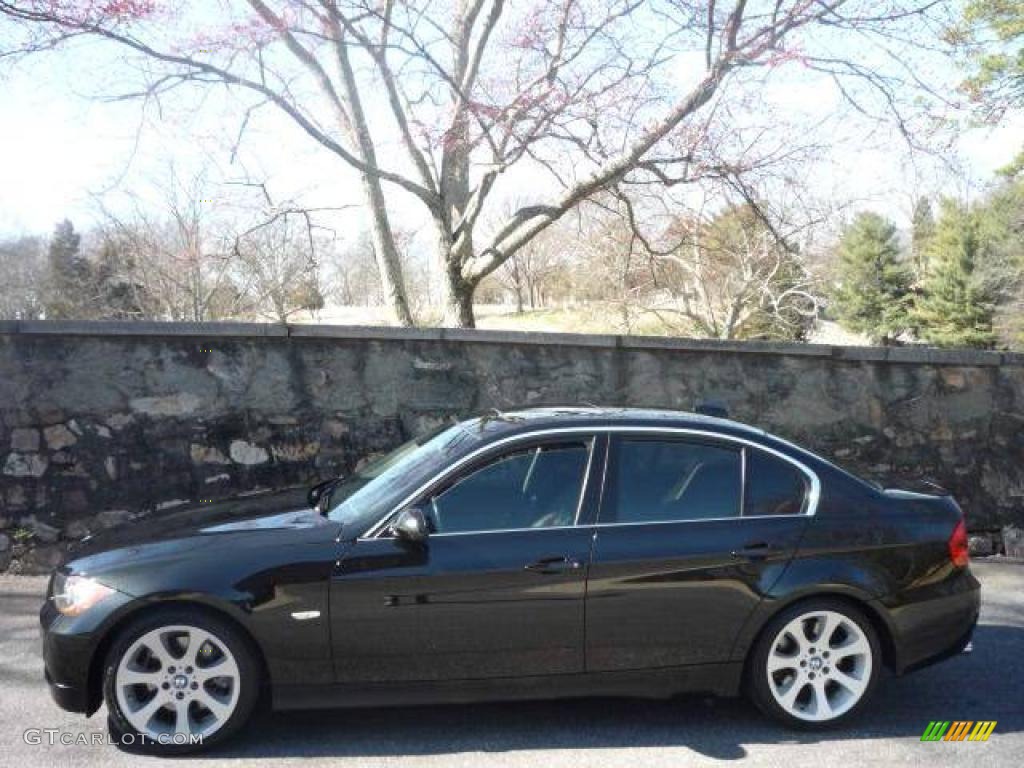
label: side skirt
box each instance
[272,663,743,711]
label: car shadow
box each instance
[199,623,1023,761]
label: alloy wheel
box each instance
[114,624,241,740]
[764,609,872,722]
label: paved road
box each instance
[2,561,1021,767]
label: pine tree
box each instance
[911,196,935,278]
[94,238,147,319]
[45,219,92,319]
[831,212,913,344]
[912,199,997,348]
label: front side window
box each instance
[744,449,809,516]
[606,439,742,524]
[426,441,590,534]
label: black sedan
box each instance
[41,407,980,753]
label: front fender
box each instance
[62,590,266,716]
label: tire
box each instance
[102,607,260,754]
[746,598,881,729]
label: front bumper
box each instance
[44,665,92,713]
[40,587,133,716]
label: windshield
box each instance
[326,422,479,534]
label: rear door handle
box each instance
[524,556,582,574]
[731,542,773,560]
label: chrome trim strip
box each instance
[591,514,810,528]
[423,515,811,538]
[426,524,583,538]
[740,445,748,517]
[360,426,821,540]
[570,436,597,527]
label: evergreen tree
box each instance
[978,174,1024,345]
[45,219,92,319]
[912,200,997,348]
[831,212,913,344]
[959,0,1024,118]
[910,196,935,278]
[94,238,148,319]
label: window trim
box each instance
[740,446,749,516]
[360,426,820,539]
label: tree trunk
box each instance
[437,225,476,327]
[439,254,475,328]
[442,276,475,328]
[331,34,416,328]
[360,173,415,327]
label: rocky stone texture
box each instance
[0,532,11,571]
[1004,526,1024,559]
[10,428,39,452]
[0,321,1022,549]
[3,453,48,478]
[968,534,995,557]
[229,440,270,465]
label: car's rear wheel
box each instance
[102,608,258,753]
[747,599,880,728]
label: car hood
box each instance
[66,487,335,563]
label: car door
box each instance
[585,432,813,671]
[330,434,604,683]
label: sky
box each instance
[0,5,1022,246]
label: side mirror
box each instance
[391,507,429,543]
[308,477,340,510]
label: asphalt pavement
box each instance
[2,560,1021,767]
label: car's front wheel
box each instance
[102,608,259,753]
[747,599,881,728]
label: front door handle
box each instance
[524,556,582,575]
[731,542,773,560]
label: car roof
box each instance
[451,406,881,496]
[458,406,770,443]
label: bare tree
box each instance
[0,234,46,319]
[649,202,822,340]
[97,170,248,322]
[1,1,951,326]
[325,230,383,308]
[488,200,572,312]
[233,216,325,323]
[567,205,651,332]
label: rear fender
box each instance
[728,555,895,662]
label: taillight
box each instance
[948,518,969,568]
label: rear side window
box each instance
[606,439,742,523]
[744,449,808,516]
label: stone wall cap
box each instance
[619,336,836,356]
[6,320,289,338]
[440,328,619,348]
[0,320,1018,365]
[288,324,444,341]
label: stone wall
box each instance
[1,321,1022,571]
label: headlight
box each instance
[53,575,116,616]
